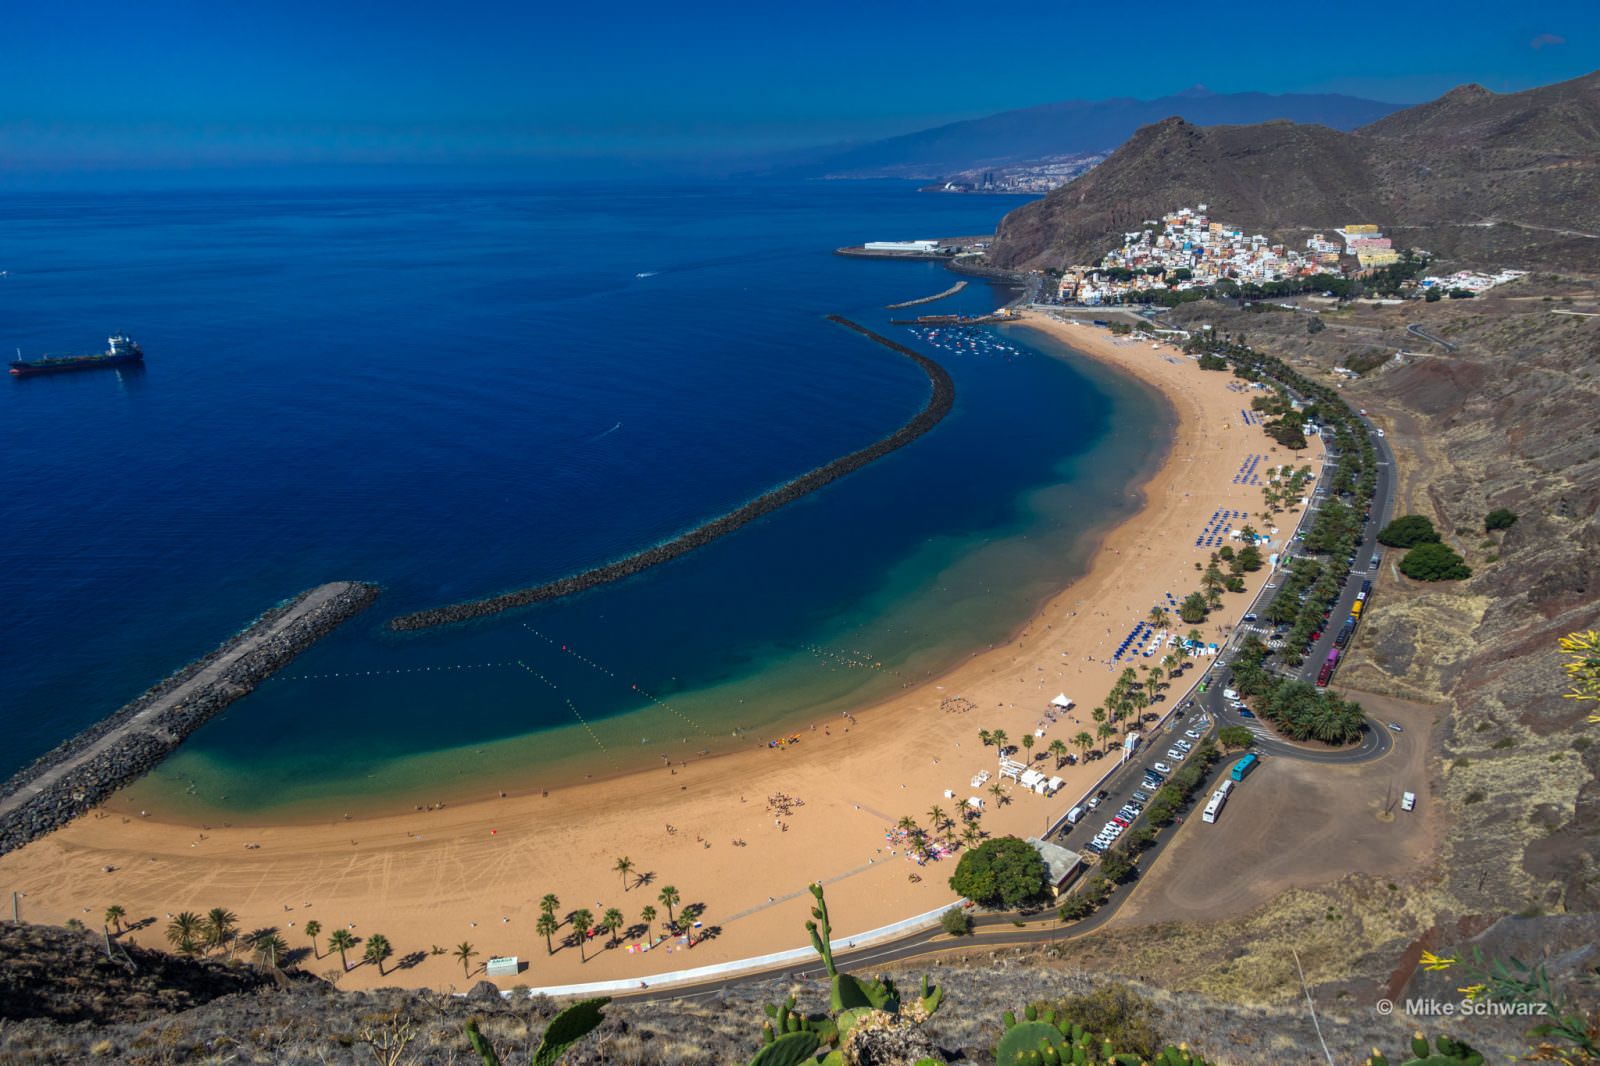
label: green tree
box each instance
[253,932,289,971]
[327,928,358,972]
[1179,592,1209,624]
[1021,734,1035,760]
[1073,731,1093,758]
[1400,542,1472,581]
[539,893,560,918]
[988,781,1009,807]
[104,905,125,933]
[1485,508,1518,532]
[614,855,634,892]
[991,728,1010,754]
[657,885,680,928]
[1378,514,1441,548]
[166,911,203,955]
[1058,895,1095,921]
[202,907,238,956]
[1097,847,1136,884]
[1217,725,1255,749]
[454,941,478,977]
[363,932,392,975]
[570,909,594,962]
[940,906,971,936]
[536,911,559,955]
[639,904,657,938]
[1048,738,1069,768]
[602,907,625,948]
[947,836,1047,909]
[303,918,322,959]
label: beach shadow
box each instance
[395,950,427,971]
[632,871,656,891]
[624,923,648,941]
[283,947,313,967]
[126,916,157,933]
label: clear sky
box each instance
[2,0,1596,182]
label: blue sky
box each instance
[2,0,1596,180]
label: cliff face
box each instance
[988,70,1600,271]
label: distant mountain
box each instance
[782,88,1402,180]
[987,70,1600,271]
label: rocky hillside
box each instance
[988,70,1600,271]
[0,923,1512,1065]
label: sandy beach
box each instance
[0,315,1320,992]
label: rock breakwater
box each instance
[387,317,955,631]
[0,581,380,856]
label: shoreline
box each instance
[0,317,1317,992]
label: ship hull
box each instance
[9,352,144,377]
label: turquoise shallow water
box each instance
[0,181,1167,819]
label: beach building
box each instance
[865,240,940,254]
[1027,837,1084,898]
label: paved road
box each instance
[620,401,1402,1006]
[1406,322,1457,353]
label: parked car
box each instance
[1153,762,1173,774]
[1096,789,1110,800]
[1111,816,1129,829]
[1131,790,1151,803]
[1401,791,1417,812]
[1084,841,1106,854]
[1166,749,1186,761]
[1086,796,1102,809]
[1175,739,1193,751]
[1388,722,1404,733]
[1243,613,1258,622]
[1239,709,1256,719]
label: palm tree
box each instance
[363,933,393,976]
[570,909,594,962]
[303,919,322,959]
[991,728,1009,754]
[1145,671,1162,705]
[454,941,478,978]
[166,911,203,955]
[1073,730,1094,758]
[639,905,657,940]
[614,856,634,892]
[1047,738,1068,769]
[253,932,289,971]
[977,729,993,748]
[961,822,982,849]
[104,905,125,934]
[203,908,239,957]
[896,814,920,839]
[1147,605,1169,627]
[988,782,1008,807]
[602,907,624,948]
[536,912,559,955]
[1021,734,1035,761]
[1097,721,1116,751]
[657,885,680,928]
[327,928,358,972]
[539,893,560,918]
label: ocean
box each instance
[0,180,1167,819]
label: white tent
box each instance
[1050,694,1074,709]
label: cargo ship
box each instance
[9,335,144,377]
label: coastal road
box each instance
[617,398,1402,1005]
[1405,322,1457,353]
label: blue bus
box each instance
[1231,753,1259,782]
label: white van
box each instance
[1066,805,1085,825]
[1401,791,1417,812]
[1223,688,1239,701]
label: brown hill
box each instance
[989,70,1600,271]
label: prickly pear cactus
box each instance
[995,1020,1072,1065]
[1366,1031,1485,1066]
[747,1030,822,1066]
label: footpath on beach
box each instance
[0,581,379,856]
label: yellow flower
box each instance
[1458,983,1488,1001]
[1418,950,1457,971]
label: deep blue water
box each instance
[0,181,1166,816]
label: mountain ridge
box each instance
[986,69,1600,271]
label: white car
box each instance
[1167,748,1186,761]
[1175,739,1193,751]
[1401,791,1417,812]
[1153,762,1173,775]
[1185,729,1203,739]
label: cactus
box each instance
[747,1030,822,1066]
[464,996,609,1066]
[1365,1032,1484,1066]
[995,1020,1071,1065]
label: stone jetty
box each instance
[387,317,955,631]
[885,280,967,309]
[0,581,380,856]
